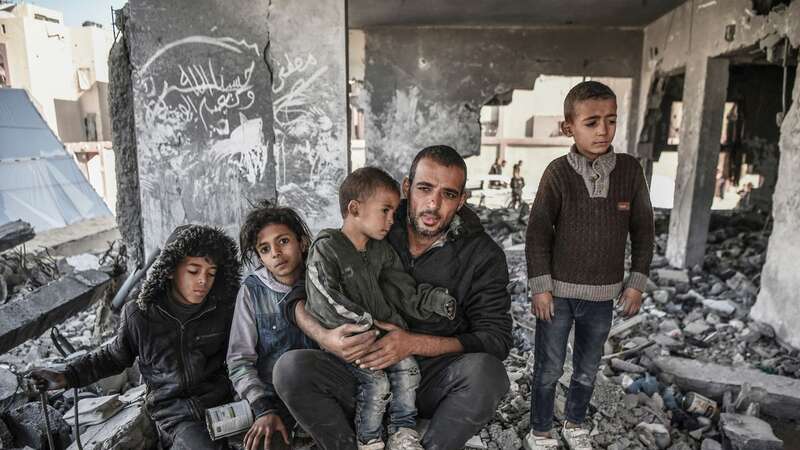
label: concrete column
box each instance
[269,0,348,232]
[128,0,274,254]
[666,57,729,268]
[751,72,800,349]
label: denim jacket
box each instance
[226,268,313,419]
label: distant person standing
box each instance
[509,163,526,209]
[489,158,506,187]
[489,157,502,176]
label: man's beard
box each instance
[407,207,448,238]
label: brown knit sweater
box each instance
[525,146,654,301]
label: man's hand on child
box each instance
[244,413,289,450]
[321,323,379,363]
[29,369,67,391]
[358,321,411,370]
[531,292,555,321]
[617,288,643,317]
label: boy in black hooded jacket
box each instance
[31,224,242,450]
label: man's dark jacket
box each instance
[287,201,512,361]
[64,225,242,433]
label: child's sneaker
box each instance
[522,431,560,450]
[358,439,385,450]
[386,427,424,450]
[561,425,593,450]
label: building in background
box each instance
[0,2,115,212]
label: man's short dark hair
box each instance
[239,200,312,265]
[408,145,467,192]
[339,167,400,218]
[563,81,616,122]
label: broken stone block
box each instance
[729,319,745,331]
[465,434,487,450]
[747,321,776,339]
[656,268,690,285]
[719,413,782,450]
[725,273,758,296]
[684,320,711,336]
[652,290,671,305]
[5,402,71,449]
[709,282,727,296]
[0,367,19,405]
[63,394,125,426]
[635,422,670,449]
[0,220,35,253]
[67,401,156,450]
[0,270,111,354]
[702,299,736,317]
[658,319,681,334]
[610,358,646,374]
[653,333,683,350]
[701,438,722,450]
[740,327,762,344]
[653,356,800,419]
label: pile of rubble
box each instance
[0,219,139,450]
[471,206,798,450]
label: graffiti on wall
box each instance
[133,34,273,247]
[272,51,344,230]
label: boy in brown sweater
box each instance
[523,81,654,450]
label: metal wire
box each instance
[39,391,56,450]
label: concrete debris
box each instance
[701,299,737,318]
[4,402,71,449]
[67,402,157,450]
[634,422,670,449]
[0,367,19,406]
[719,413,783,450]
[0,270,111,354]
[0,220,35,254]
[610,358,646,374]
[653,356,800,420]
[473,206,796,450]
[655,268,690,285]
[63,394,125,426]
[65,254,102,272]
[684,320,712,336]
[700,438,722,450]
[465,434,488,449]
[0,416,13,447]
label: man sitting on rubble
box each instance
[274,145,513,450]
[30,224,242,450]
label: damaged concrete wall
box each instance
[638,0,800,346]
[109,6,143,271]
[363,27,643,180]
[127,0,274,254]
[637,0,800,269]
[751,70,800,349]
[268,0,348,230]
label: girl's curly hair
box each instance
[239,199,312,266]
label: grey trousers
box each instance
[274,350,509,450]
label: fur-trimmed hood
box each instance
[136,224,242,310]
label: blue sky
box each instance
[24,0,127,28]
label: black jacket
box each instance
[287,201,512,361]
[387,201,512,360]
[64,225,242,432]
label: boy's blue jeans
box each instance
[347,356,421,444]
[531,297,613,433]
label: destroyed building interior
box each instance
[1,0,800,449]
